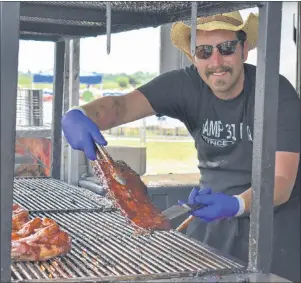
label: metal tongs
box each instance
[95,143,127,186]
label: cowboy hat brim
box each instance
[170,12,259,62]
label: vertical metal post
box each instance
[63,40,71,115]
[106,2,112,54]
[190,1,197,58]
[67,39,80,185]
[51,41,65,179]
[60,40,71,181]
[248,2,283,274]
[159,23,184,74]
[0,2,20,282]
[296,2,301,97]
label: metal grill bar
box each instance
[13,178,112,211]
[16,126,51,139]
[16,89,43,127]
[94,212,243,270]
[11,178,244,282]
[11,211,244,281]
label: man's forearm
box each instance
[239,175,293,213]
[81,96,125,131]
[79,90,155,131]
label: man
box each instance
[62,11,300,281]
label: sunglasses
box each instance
[195,40,242,60]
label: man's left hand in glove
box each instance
[178,187,245,222]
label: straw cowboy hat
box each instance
[170,10,259,61]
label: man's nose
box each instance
[210,48,223,65]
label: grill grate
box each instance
[16,125,51,139]
[11,178,245,282]
[13,177,113,212]
[16,89,43,127]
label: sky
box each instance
[18,26,161,75]
[17,4,298,86]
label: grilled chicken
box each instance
[11,204,72,261]
[11,223,72,261]
[11,217,57,241]
[11,217,43,241]
[92,156,171,234]
[12,203,30,231]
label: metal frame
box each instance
[17,1,259,42]
[67,39,81,186]
[297,2,301,97]
[248,2,283,274]
[0,1,295,282]
[19,3,162,26]
[60,40,71,181]
[0,2,21,281]
[50,42,65,179]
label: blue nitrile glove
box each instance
[178,187,245,222]
[61,108,107,161]
[178,187,212,208]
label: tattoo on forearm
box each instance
[92,97,123,129]
[96,105,107,118]
[112,97,121,123]
[95,105,106,125]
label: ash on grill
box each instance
[11,178,244,282]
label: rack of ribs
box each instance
[91,149,171,235]
[11,204,72,262]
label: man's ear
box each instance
[192,58,197,66]
[191,55,198,66]
[242,41,249,62]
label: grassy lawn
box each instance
[106,138,199,175]
[18,74,119,90]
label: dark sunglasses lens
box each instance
[196,45,213,59]
[219,41,237,55]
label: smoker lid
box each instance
[19,1,260,41]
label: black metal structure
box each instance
[248,2,282,274]
[0,1,294,282]
[296,2,301,97]
[0,2,21,281]
[50,42,65,179]
[17,1,259,42]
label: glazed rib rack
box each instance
[11,177,245,282]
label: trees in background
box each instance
[18,71,157,90]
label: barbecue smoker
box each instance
[1,1,300,283]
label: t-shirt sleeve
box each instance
[136,70,187,122]
[277,75,300,153]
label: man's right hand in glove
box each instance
[61,107,107,161]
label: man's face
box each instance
[193,30,248,97]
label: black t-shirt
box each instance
[137,63,300,198]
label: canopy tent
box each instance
[33,70,102,85]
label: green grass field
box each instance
[19,74,123,90]
[106,138,199,174]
